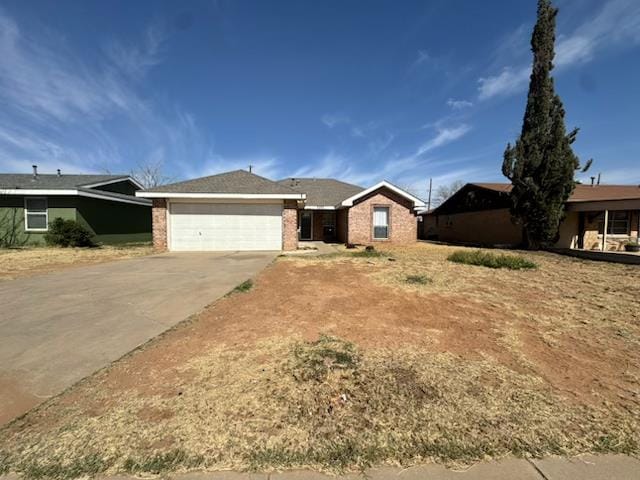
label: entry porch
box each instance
[297,208,348,243]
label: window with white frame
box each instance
[24,197,48,231]
[373,206,389,239]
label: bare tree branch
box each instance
[131,159,174,189]
[433,180,465,207]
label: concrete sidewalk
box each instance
[167,455,640,480]
[4,454,637,480]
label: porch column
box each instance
[602,209,608,251]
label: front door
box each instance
[300,211,312,240]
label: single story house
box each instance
[136,169,425,251]
[419,182,640,251]
[0,166,152,246]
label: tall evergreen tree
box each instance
[502,0,591,250]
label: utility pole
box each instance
[427,178,432,211]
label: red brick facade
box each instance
[148,189,418,251]
[282,200,298,251]
[152,198,168,252]
[346,188,417,245]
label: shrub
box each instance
[232,279,253,294]
[44,218,95,247]
[447,250,537,270]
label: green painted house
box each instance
[0,167,152,246]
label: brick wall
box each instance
[152,198,167,252]
[282,200,298,251]
[347,188,417,245]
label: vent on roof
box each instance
[32,165,38,178]
[57,169,61,177]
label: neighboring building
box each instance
[0,166,152,246]
[419,183,640,250]
[137,169,425,251]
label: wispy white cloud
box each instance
[477,0,640,100]
[0,7,224,178]
[446,98,473,110]
[0,9,164,125]
[367,132,395,155]
[321,113,350,128]
[104,22,166,80]
[289,122,472,191]
[410,49,431,69]
[416,124,471,155]
[478,66,530,100]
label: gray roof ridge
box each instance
[76,175,131,187]
[277,177,364,189]
[141,169,300,195]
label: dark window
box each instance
[598,211,629,235]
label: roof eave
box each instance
[340,180,426,208]
[79,176,144,190]
[0,188,151,206]
[136,192,306,200]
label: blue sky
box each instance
[0,0,639,197]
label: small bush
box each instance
[447,250,537,270]
[405,274,431,285]
[231,279,253,294]
[44,218,94,247]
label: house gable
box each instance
[341,180,425,209]
[432,184,511,215]
[346,186,417,245]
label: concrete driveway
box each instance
[0,251,276,425]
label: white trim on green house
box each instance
[0,189,151,206]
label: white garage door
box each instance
[169,202,283,251]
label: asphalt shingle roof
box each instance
[277,178,364,206]
[144,170,300,195]
[0,174,130,190]
[474,183,640,202]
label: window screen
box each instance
[598,211,629,235]
[25,197,48,230]
[373,207,389,239]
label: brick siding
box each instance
[282,200,298,250]
[346,188,417,245]
[152,198,168,252]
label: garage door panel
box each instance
[170,203,282,251]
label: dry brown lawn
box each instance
[0,244,153,280]
[0,243,638,479]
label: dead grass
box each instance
[1,243,638,478]
[0,244,153,280]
